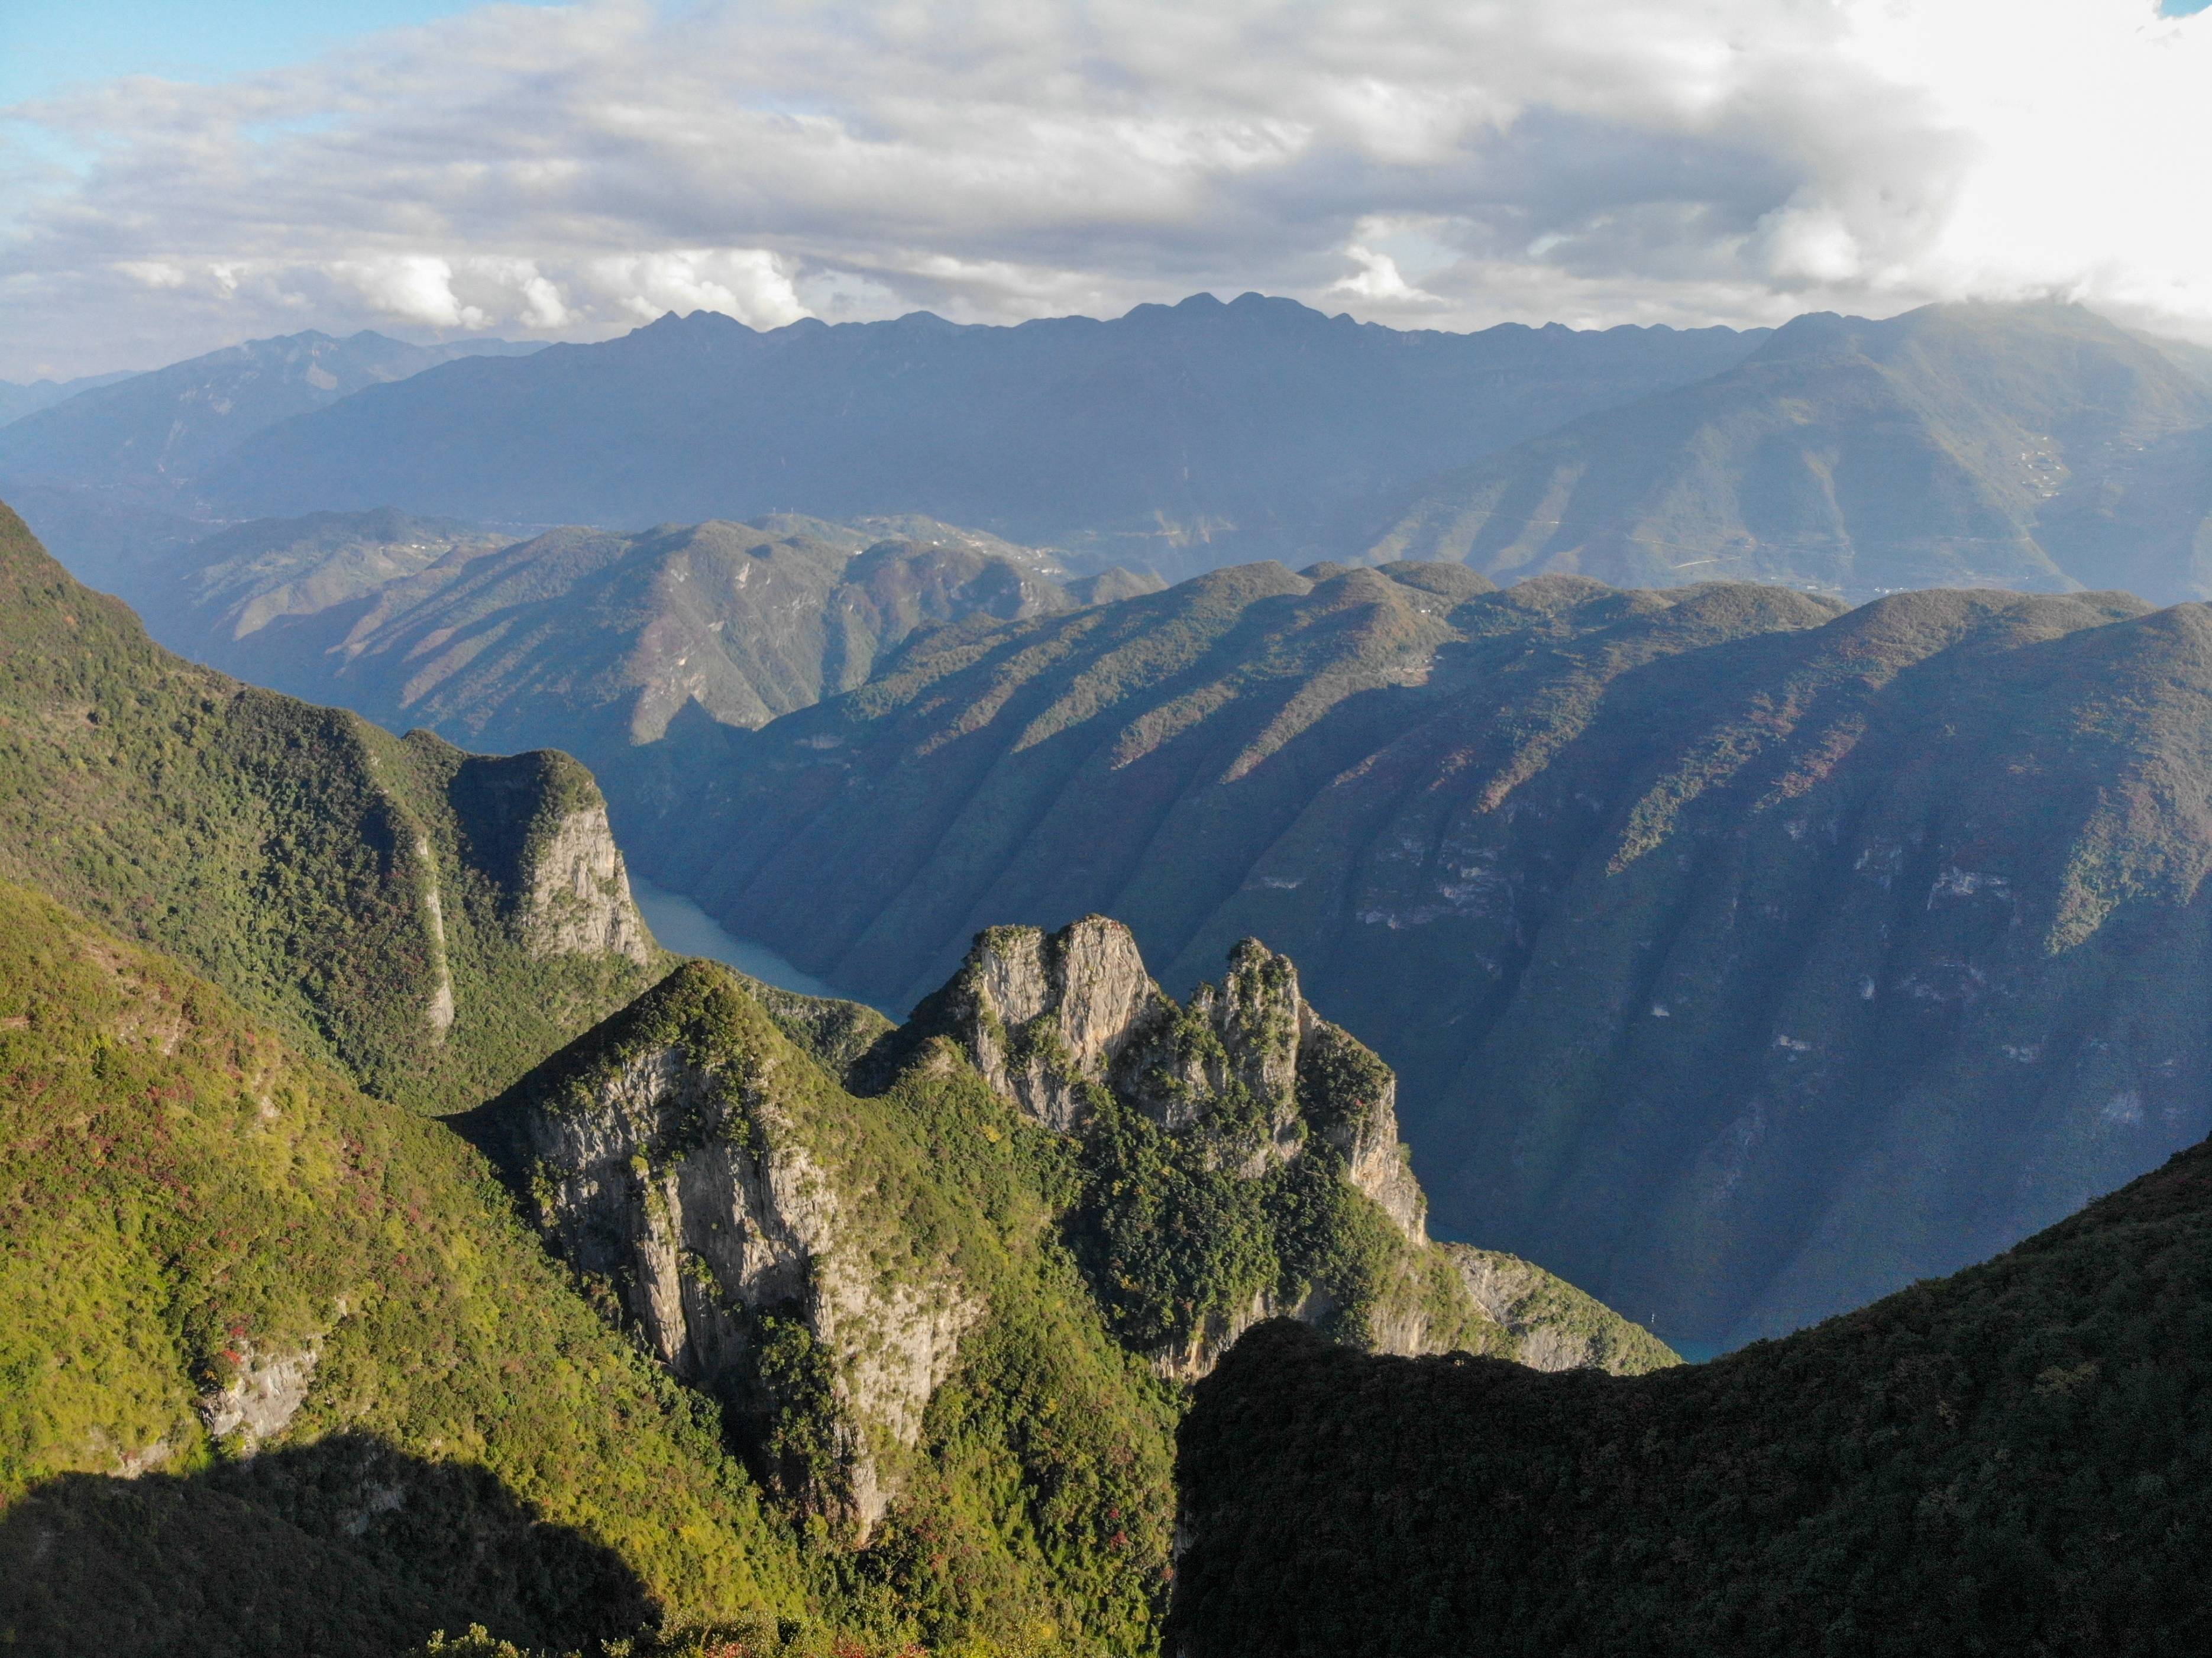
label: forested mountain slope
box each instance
[124,511,1132,776]
[0,500,658,1113]
[0,881,810,1657]
[0,877,1666,1654]
[646,558,2212,1350]
[459,913,1667,1651]
[202,295,1763,578]
[1173,1129,2212,1656]
[1367,300,2212,602]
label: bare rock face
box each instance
[503,972,978,1537]
[949,916,1170,1131]
[198,1340,319,1450]
[936,917,1450,1379]
[517,802,653,964]
[943,918,1425,1243]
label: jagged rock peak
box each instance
[937,917,1424,1245]
[947,915,1172,1130]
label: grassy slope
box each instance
[0,499,657,1113]
[1172,1130,2212,1657]
[0,880,810,1657]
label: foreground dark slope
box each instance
[651,561,2212,1348]
[205,294,1761,578]
[1370,300,2212,602]
[1172,1130,2212,1657]
[0,500,658,1112]
[0,881,807,1657]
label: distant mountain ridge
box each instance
[199,295,1765,578]
[1367,300,2212,602]
[0,370,137,428]
[117,508,1159,780]
[0,328,544,495]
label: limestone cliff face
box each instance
[515,801,653,965]
[498,966,976,1536]
[936,917,1450,1376]
[945,919,1424,1241]
[946,916,1170,1131]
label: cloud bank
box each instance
[2,0,2206,378]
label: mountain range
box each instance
[0,330,543,496]
[1369,301,2212,602]
[189,296,1766,578]
[638,557,2212,1352]
[0,370,136,428]
[100,507,1160,779]
[0,500,1664,1655]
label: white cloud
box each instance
[2,0,2209,377]
[335,254,486,328]
[586,249,805,328]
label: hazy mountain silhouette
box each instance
[1367,300,2212,602]
[202,295,1764,578]
[0,329,544,493]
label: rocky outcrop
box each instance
[444,746,655,968]
[944,916,1170,1130]
[497,965,977,1537]
[933,918,1477,1379]
[942,919,1425,1242]
[1447,1246,1679,1376]
[198,1340,320,1449]
[516,801,653,964]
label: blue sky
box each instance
[0,1,555,106]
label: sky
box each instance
[4,0,2211,380]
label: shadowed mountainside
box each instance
[1172,1129,2212,1656]
[1366,300,2212,602]
[639,558,2212,1349]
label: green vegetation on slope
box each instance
[1172,1130,2212,1656]
[0,500,658,1113]
[649,552,2212,1350]
[467,920,1667,1654]
[471,958,1183,1656]
[0,880,810,1656]
[122,514,1105,786]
